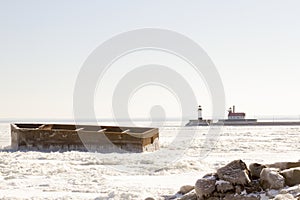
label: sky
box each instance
[1,0,300,120]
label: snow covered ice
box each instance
[0,122,300,199]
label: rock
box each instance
[216,180,234,193]
[161,194,177,200]
[223,194,260,200]
[273,193,295,200]
[207,197,219,200]
[260,168,285,190]
[235,185,243,194]
[203,173,218,179]
[217,160,251,185]
[179,191,197,200]
[249,163,266,179]
[280,184,300,197]
[281,167,300,186]
[266,161,300,170]
[245,180,262,194]
[265,189,280,199]
[195,176,216,199]
[211,191,226,199]
[144,198,155,200]
[178,185,194,195]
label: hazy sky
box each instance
[1,0,300,120]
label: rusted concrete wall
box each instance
[10,124,159,153]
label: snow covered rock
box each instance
[260,168,285,190]
[266,189,280,199]
[216,180,234,193]
[281,167,300,187]
[223,193,260,200]
[273,193,295,200]
[279,184,300,198]
[195,175,216,199]
[217,160,251,185]
[173,160,300,200]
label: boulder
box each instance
[178,185,194,195]
[244,180,262,194]
[216,180,234,193]
[217,160,251,185]
[195,176,216,199]
[266,161,300,170]
[249,163,266,179]
[211,191,226,199]
[235,185,243,194]
[207,197,219,200]
[203,173,218,179]
[281,167,300,186]
[280,184,300,197]
[266,189,280,199]
[223,194,260,200]
[273,193,295,200]
[260,168,285,190]
[179,191,197,200]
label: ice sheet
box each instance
[0,123,299,199]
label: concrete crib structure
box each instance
[11,123,159,153]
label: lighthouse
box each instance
[198,105,203,120]
[228,105,246,120]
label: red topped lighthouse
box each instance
[228,105,245,120]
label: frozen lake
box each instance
[0,122,300,199]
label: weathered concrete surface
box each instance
[10,123,159,153]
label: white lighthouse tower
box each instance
[198,105,203,121]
